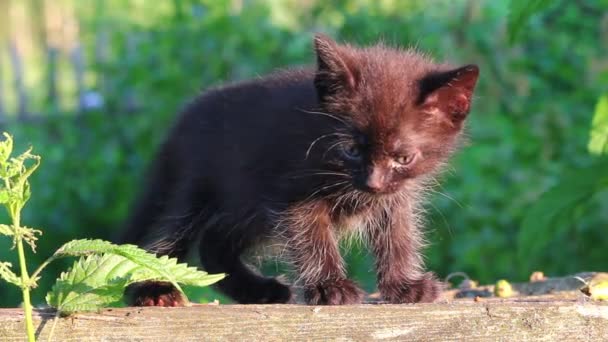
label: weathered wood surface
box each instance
[0,299,606,341]
[1,273,607,341]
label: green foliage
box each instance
[507,0,553,43]
[518,160,608,266]
[0,134,223,342]
[0,261,20,286]
[47,249,224,313]
[47,254,132,313]
[589,95,608,155]
[507,0,608,276]
[46,239,224,295]
[0,133,42,341]
[0,133,41,219]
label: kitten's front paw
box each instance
[124,281,187,307]
[304,278,365,305]
[380,273,443,303]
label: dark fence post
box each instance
[46,47,59,113]
[0,46,5,121]
[71,44,85,114]
[8,41,27,120]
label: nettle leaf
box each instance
[46,254,131,313]
[47,252,224,313]
[589,95,608,155]
[127,255,226,287]
[507,0,553,43]
[53,240,190,292]
[0,261,21,286]
[518,160,608,265]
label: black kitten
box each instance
[121,34,479,305]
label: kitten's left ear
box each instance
[417,65,479,123]
[313,34,359,99]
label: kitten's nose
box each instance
[366,168,385,192]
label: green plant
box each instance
[0,133,41,341]
[0,133,225,341]
[508,0,608,270]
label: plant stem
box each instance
[14,210,36,342]
[30,256,56,283]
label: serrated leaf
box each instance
[0,261,21,286]
[518,160,608,265]
[507,0,553,43]
[47,252,225,314]
[126,254,226,287]
[589,95,608,155]
[53,239,185,292]
[46,254,130,313]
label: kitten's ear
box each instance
[417,65,479,123]
[313,34,359,98]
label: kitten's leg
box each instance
[123,185,203,307]
[123,209,195,307]
[370,206,442,303]
[199,221,292,304]
[284,202,364,305]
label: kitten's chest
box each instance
[328,195,378,232]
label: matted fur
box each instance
[120,34,479,305]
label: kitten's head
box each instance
[313,34,479,195]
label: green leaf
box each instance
[507,0,553,43]
[0,133,13,164]
[0,189,9,204]
[518,160,608,265]
[589,95,608,155]
[46,252,225,314]
[0,262,21,286]
[52,239,184,291]
[51,239,224,293]
[0,224,13,237]
[127,255,227,287]
[46,254,131,313]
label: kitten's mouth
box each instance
[354,183,398,196]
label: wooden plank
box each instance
[0,299,606,341]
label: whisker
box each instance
[289,172,350,179]
[296,107,352,127]
[303,180,350,203]
[305,133,347,160]
[322,139,350,160]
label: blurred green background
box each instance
[1,0,607,307]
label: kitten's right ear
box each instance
[313,34,359,98]
[417,65,479,124]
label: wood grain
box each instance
[1,299,607,341]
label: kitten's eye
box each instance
[395,154,416,166]
[342,143,362,160]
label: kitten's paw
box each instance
[124,281,187,307]
[304,278,365,305]
[380,273,443,303]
